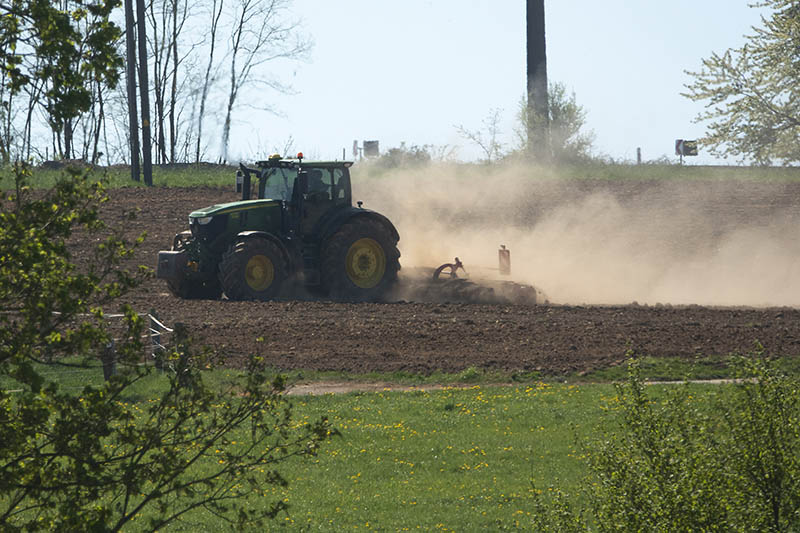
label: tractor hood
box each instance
[189,199,280,219]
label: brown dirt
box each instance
[76,180,800,376]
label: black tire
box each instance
[219,238,287,301]
[321,218,400,301]
[166,237,222,300]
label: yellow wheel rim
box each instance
[345,238,386,289]
[245,254,274,291]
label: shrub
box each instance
[530,353,800,532]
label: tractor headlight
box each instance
[191,216,214,225]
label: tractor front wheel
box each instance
[166,236,222,299]
[219,238,287,300]
[321,218,400,301]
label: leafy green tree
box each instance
[529,354,800,532]
[515,82,595,164]
[684,0,800,164]
[0,0,122,160]
[0,164,332,531]
[372,143,434,169]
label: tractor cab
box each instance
[235,153,353,238]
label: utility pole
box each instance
[124,0,140,181]
[527,0,549,161]
[135,0,153,186]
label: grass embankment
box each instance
[9,352,800,393]
[3,160,800,191]
[0,163,237,189]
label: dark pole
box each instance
[527,0,549,161]
[135,0,153,186]
[124,0,140,181]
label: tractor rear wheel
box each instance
[219,238,287,301]
[166,236,222,299]
[321,218,400,301]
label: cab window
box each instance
[307,169,331,201]
[332,168,348,201]
[263,168,296,200]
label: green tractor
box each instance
[156,154,400,301]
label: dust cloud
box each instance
[354,163,800,307]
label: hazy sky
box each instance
[232,1,770,165]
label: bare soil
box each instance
[79,180,800,376]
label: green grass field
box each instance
[268,382,608,531]
[0,358,749,531]
[0,363,617,530]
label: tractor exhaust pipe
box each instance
[237,163,252,200]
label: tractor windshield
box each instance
[262,167,296,200]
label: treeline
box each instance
[0,0,309,166]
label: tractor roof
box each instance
[254,158,353,170]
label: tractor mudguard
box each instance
[317,207,400,244]
[234,230,293,266]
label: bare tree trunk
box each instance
[101,88,112,166]
[64,119,73,159]
[24,87,38,161]
[221,0,247,164]
[526,0,549,161]
[124,0,140,180]
[149,7,166,165]
[221,0,310,163]
[221,51,238,163]
[169,0,178,162]
[92,80,105,164]
[54,123,62,160]
[196,0,224,163]
[0,67,9,163]
[136,0,153,185]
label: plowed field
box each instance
[85,178,800,376]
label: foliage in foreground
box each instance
[531,355,800,532]
[0,164,332,531]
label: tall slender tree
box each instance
[221,0,310,162]
[195,0,225,162]
[136,0,153,184]
[124,0,141,180]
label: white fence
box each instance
[2,310,178,392]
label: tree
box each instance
[0,164,332,531]
[684,0,800,164]
[0,0,122,161]
[516,82,594,163]
[221,0,310,162]
[456,108,506,163]
[528,355,800,532]
[195,0,225,162]
[372,143,435,169]
[147,0,196,164]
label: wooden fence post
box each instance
[173,322,191,386]
[102,341,117,381]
